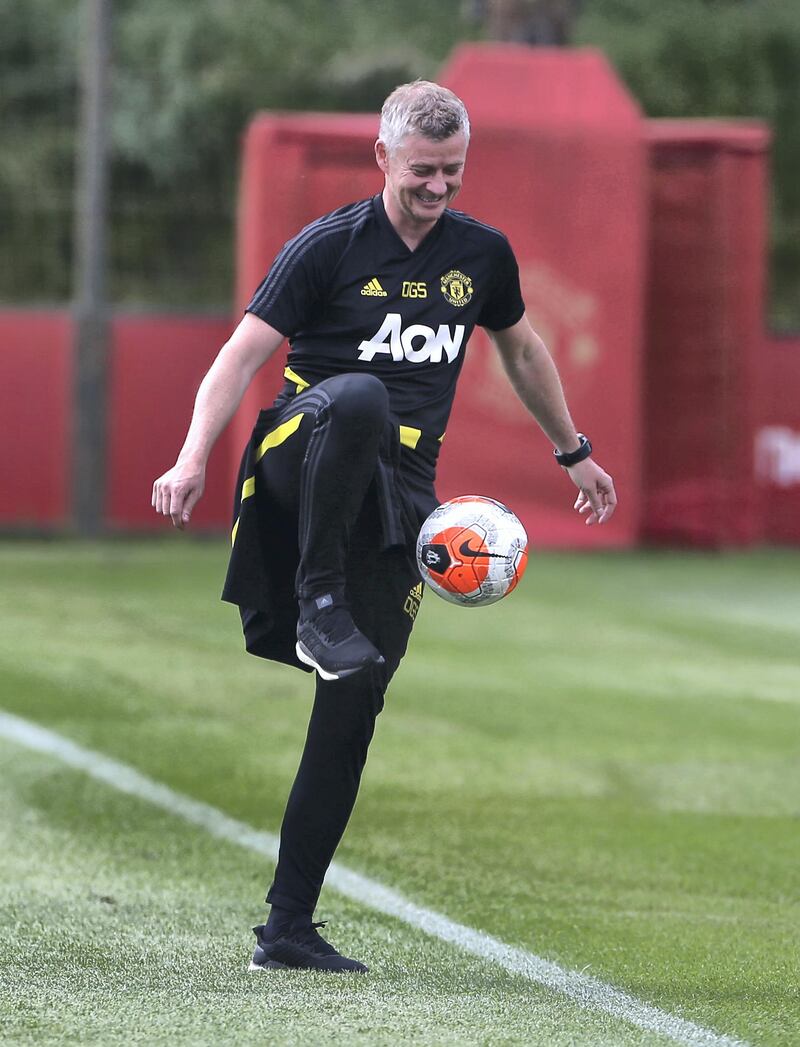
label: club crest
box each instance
[440,269,474,307]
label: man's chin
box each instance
[411,201,446,222]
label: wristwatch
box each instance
[554,434,592,468]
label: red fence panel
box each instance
[0,310,72,526]
[756,335,800,543]
[437,45,645,547]
[0,310,233,530]
[642,121,770,546]
[107,313,234,531]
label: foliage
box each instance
[0,0,471,307]
[576,0,800,328]
[0,0,79,301]
[1,0,798,323]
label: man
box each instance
[152,80,616,974]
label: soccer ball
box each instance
[416,495,528,606]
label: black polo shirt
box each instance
[246,194,525,443]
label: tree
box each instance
[576,0,800,329]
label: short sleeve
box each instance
[245,230,328,338]
[476,237,526,332]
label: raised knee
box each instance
[330,373,389,430]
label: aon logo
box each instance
[357,313,465,364]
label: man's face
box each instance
[376,131,468,233]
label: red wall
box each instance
[106,313,234,530]
[0,310,72,526]
[642,122,770,547]
[0,310,233,530]
[756,335,800,543]
[437,46,645,547]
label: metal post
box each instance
[72,0,111,535]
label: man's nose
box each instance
[427,173,447,195]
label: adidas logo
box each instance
[361,277,388,297]
[410,582,423,599]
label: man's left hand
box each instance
[566,459,617,525]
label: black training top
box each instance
[246,194,525,441]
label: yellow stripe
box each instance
[231,478,255,546]
[438,432,446,443]
[399,425,422,450]
[255,412,304,462]
[283,366,309,393]
[232,413,304,548]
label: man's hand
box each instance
[566,458,617,526]
[152,461,206,530]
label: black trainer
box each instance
[296,595,384,681]
[249,921,368,973]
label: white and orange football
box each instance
[416,495,528,607]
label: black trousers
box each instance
[240,373,424,914]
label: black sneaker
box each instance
[248,921,368,974]
[296,595,384,681]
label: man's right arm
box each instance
[152,313,284,529]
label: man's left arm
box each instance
[488,315,617,526]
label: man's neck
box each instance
[382,189,437,252]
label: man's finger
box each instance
[181,487,201,527]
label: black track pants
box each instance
[248,373,423,914]
[263,372,390,601]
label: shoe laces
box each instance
[289,920,338,957]
[310,605,358,646]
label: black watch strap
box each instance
[554,433,592,468]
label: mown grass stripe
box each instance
[0,709,749,1047]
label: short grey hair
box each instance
[378,80,470,152]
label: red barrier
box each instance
[642,121,770,546]
[437,46,644,546]
[233,45,646,547]
[107,313,234,530]
[0,310,233,530]
[0,310,72,526]
[756,335,800,543]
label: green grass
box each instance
[0,540,798,1046]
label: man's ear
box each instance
[375,139,389,174]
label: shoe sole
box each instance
[295,641,381,681]
[249,958,368,974]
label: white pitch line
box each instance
[0,710,748,1047]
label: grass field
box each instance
[0,540,798,1046]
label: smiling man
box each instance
[152,80,616,974]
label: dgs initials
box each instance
[402,281,427,299]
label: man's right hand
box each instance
[152,461,206,530]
